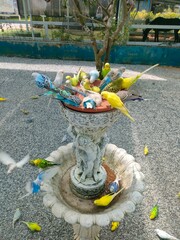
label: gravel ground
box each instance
[0,56,179,240]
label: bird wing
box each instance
[16,154,30,168]
[39,166,59,183]
[54,71,63,81]
[54,71,64,86]
[0,151,16,165]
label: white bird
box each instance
[0,151,30,174]
[155,229,179,240]
[53,71,64,88]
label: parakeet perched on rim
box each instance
[99,67,125,92]
[82,97,96,109]
[32,72,55,90]
[101,91,135,122]
[102,77,123,93]
[29,158,61,169]
[121,64,159,90]
[99,70,116,91]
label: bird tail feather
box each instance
[113,187,124,198]
[119,106,135,122]
[139,63,159,77]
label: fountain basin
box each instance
[43,143,145,228]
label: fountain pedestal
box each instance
[60,105,120,199]
[42,105,145,240]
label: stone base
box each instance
[70,166,107,199]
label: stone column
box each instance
[60,105,120,198]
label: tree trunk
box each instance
[95,53,103,74]
[104,39,112,64]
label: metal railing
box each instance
[0,18,180,44]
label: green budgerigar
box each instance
[102,63,111,78]
[103,77,123,93]
[29,158,61,169]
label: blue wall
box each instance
[0,40,180,67]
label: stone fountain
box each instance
[42,103,145,240]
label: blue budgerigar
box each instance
[33,72,82,107]
[82,97,96,109]
[99,67,125,92]
[32,72,55,90]
[54,91,82,107]
[109,178,121,193]
[19,167,59,199]
[99,70,115,91]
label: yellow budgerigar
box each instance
[65,74,79,86]
[121,64,159,90]
[94,188,124,207]
[111,221,120,231]
[21,221,41,232]
[101,91,134,122]
[0,97,7,101]
[144,145,149,156]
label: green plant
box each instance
[130,8,180,21]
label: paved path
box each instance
[0,56,179,240]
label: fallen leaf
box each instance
[20,109,29,115]
[30,95,39,99]
[12,208,21,228]
[176,192,180,198]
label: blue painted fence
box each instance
[0,40,180,67]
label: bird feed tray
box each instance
[63,80,114,113]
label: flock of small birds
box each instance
[0,62,179,239]
[31,63,159,122]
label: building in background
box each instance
[0,0,19,14]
